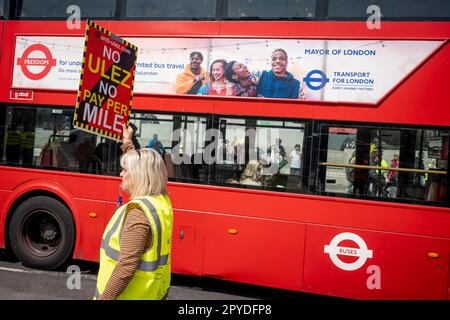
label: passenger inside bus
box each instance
[76,137,93,173]
[6,122,21,164]
[426,158,447,202]
[21,123,35,165]
[267,138,287,167]
[386,154,399,198]
[36,127,72,169]
[367,151,388,197]
[240,160,262,186]
[289,144,302,176]
[352,153,369,195]
[146,134,165,156]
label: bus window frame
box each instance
[220,0,450,21]
[119,0,219,21]
[8,0,450,21]
[0,0,7,19]
[221,0,321,21]
[325,0,450,21]
[11,0,121,20]
[130,109,212,185]
[315,120,450,208]
[1,103,448,208]
[210,113,311,194]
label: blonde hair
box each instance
[240,160,261,183]
[120,148,168,198]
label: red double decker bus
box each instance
[0,0,449,299]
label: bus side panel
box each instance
[0,190,10,248]
[171,209,205,276]
[448,256,450,300]
[0,167,114,262]
[71,198,106,262]
[202,214,305,292]
[303,224,450,299]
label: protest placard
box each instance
[73,20,137,141]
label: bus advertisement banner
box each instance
[72,21,137,141]
[13,36,441,104]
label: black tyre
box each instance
[8,196,75,270]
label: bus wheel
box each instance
[8,196,75,270]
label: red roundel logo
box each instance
[16,44,57,80]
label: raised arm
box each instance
[121,123,136,154]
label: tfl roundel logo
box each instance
[303,70,329,90]
[324,232,373,271]
[16,44,57,80]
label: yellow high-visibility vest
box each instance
[6,130,22,146]
[376,159,389,175]
[424,163,435,184]
[21,131,35,149]
[95,194,173,300]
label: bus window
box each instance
[396,128,449,203]
[256,119,306,191]
[91,136,122,176]
[0,107,5,161]
[15,0,117,19]
[367,129,401,198]
[214,117,246,184]
[318,122,449,206]
[213,116,307,193]
[33,107,102,174]
[3,106,37,166]
[327,0,450,20]
[130,112,209,183]
[322,127,357,194]
[0,105,107,175]
[225,0,316,19]
[124,0,216,19]
[0,0,4,18]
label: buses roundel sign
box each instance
[16,44,57,80]
[324,232,373,271]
